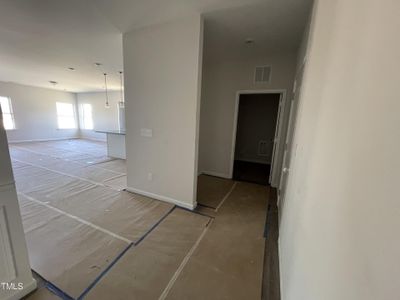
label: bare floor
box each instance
[11,139,269,300]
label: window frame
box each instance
[81,103,94,130]
[56,102,77,129]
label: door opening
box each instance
[232,93,281,185]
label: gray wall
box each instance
[0,82,78,142]
[76,91,121,141]
[198,53,297,182]
[123,15,203,209]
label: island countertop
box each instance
[95,129,126,135]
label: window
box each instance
[0,96,15,130]
[56,102,76,129]
[81,103,93,130]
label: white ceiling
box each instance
[203,0,313,61]
[0,0,312,93]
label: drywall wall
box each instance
[234,93,280,164]
[198,53,297,181]
[76,91,121,141]
[279,1,400,299]
[123,15,203,209]
[0,82,78,142]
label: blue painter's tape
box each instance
[77,205,176,299]
[77,242,134,300]
[45,281,74,300]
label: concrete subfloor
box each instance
[11,139,271,300]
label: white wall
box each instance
[76,91,120,141]
[198,53,297,180]
[123,15,203,209]
[279,1,400,299]
[0,82,78,142]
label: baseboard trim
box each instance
[125,187,196,210]
[8,137,79,144]
[200,170,231,179]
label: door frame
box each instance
[229,89,287,186]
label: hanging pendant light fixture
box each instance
[104,73,110,108]
[118,71,124,108]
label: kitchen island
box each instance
[96,130,126,159]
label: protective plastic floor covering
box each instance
[11,149,121,183]
[92,159,127,174]
[25,288,60,300]
[103,175,127,191]
[10,142,111,166]
[84,208,211,300]
[27,184,174,242]
[18,194,129,299]
[196,174,235,208]
[10,139,176,298]
[164,182,268,300]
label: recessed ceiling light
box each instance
[245,38,255,45]
[49,81,58,85]
[68,67,75,71]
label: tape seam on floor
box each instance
[197,202,217,210]
[45,281,75,300]
[215,182,238,212]
[12,158,111,189]
[20,192,132,244]
[180,206,215,219]
[158,218,213,300]
[77,242,134,300]
[134,205,177,246]
[31,270,74,300]
[77,206,177,299]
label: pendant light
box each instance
[104,73,110,108]
[118,71,124,108]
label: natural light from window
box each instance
[0,96,15,130]
[56,102,76,129]
[81,103,94,130]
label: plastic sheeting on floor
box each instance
[10,141,112,166]
[103,175,127,191]
[11,139,176,298]
[196,174,235,208]
[26,183,174,242]
[13,160,173,242]
[84,208,211,300]
[164,182,268,300]
[18,194,129,299]
[92,159,127,174]
[10,149,122,185]
[25,287,60,300]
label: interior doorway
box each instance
[232,93,281,185]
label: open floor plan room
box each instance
[2,0,399,300]
[10,139,269,300]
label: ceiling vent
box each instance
[254,66,271,83]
